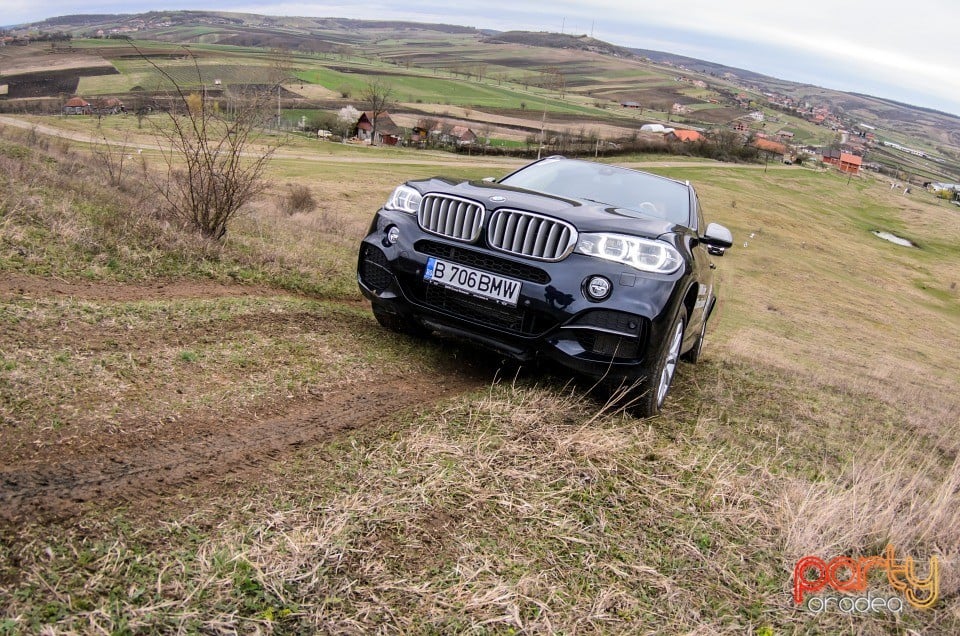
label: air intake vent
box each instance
[417,194,485,243]
[487,209,577,261]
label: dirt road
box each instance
[0,114,792,170]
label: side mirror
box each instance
[481,176,497,183]
[703,223,733,252]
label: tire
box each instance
[372,304,423,336]
[681,299,712,364]
[634,308,687,418]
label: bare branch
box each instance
[127,41,280,240]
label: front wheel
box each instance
[681,299,712,364]
[634,308,686,418]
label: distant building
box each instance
[822,149,862,175]
[448,125,477,146]
[754,138,787,153]
[92,97,124,115]
[640,123,674,134]
[63,97,91,115]
[355,111,403,146]
[667,129,703,143]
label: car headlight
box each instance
[575,233,682,274]
[384,185,422,214]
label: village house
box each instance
[822,149,862,175]
[414,121,479,147]
[63,97,92,115]
[447,125,477,146]
[754,137,792,162]
[666,129,703,143]
[92,97,124,115]
[355,111,403,146]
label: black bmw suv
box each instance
[358,156,733,416]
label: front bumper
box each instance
[358,209,686,381]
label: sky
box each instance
[5,0,960,117]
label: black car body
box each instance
[358,156,733,415]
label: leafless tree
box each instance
[479,123,494,147]
[131,42,280,240]
[91,133,134,188]
[360,78,394,146]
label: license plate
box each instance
[424,258,522,306]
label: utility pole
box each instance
[538,98,547,160]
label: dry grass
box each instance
[0,123,362,297]
[2,116,960,633]
[778,447,960,597]
[280,184,317,216]
[0,294,398,448]
[6,371,955,633]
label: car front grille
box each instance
[415,240,550,284]
[563,310,647,360]
[566,310,643,337]
[488,209,577,261]
[358,243,393,293]
[418,283,550,335]
[576,332,642,359]
[418,194,485,243]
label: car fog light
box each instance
[385,225,400,246]
[585,275,612,301]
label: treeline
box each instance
[0,31,72,43]
[477,129,762,162]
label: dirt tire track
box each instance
[0,373,480,525]
[0,271,287,303]
[0,271,490,525]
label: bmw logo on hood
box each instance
[489,195,507,202]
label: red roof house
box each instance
[355,111,403,146]
[667,129,703,143]
[63,97,91,115]
[823,149,862,175]
[754,137,789,156]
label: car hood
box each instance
[409,177,682,239]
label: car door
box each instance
[687,191,716,334]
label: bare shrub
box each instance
[131,42,281,240]
[281,184,316,215]
[91,134,134,188]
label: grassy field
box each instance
[0,109,958,635]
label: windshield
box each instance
[499,159,692,226]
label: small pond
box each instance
[872,230,916,247]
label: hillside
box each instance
[637,48,960,163]
[1,9,960,632]
[0,103,958,632]
[5,10,958,181]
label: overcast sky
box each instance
[6,0,960,116]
